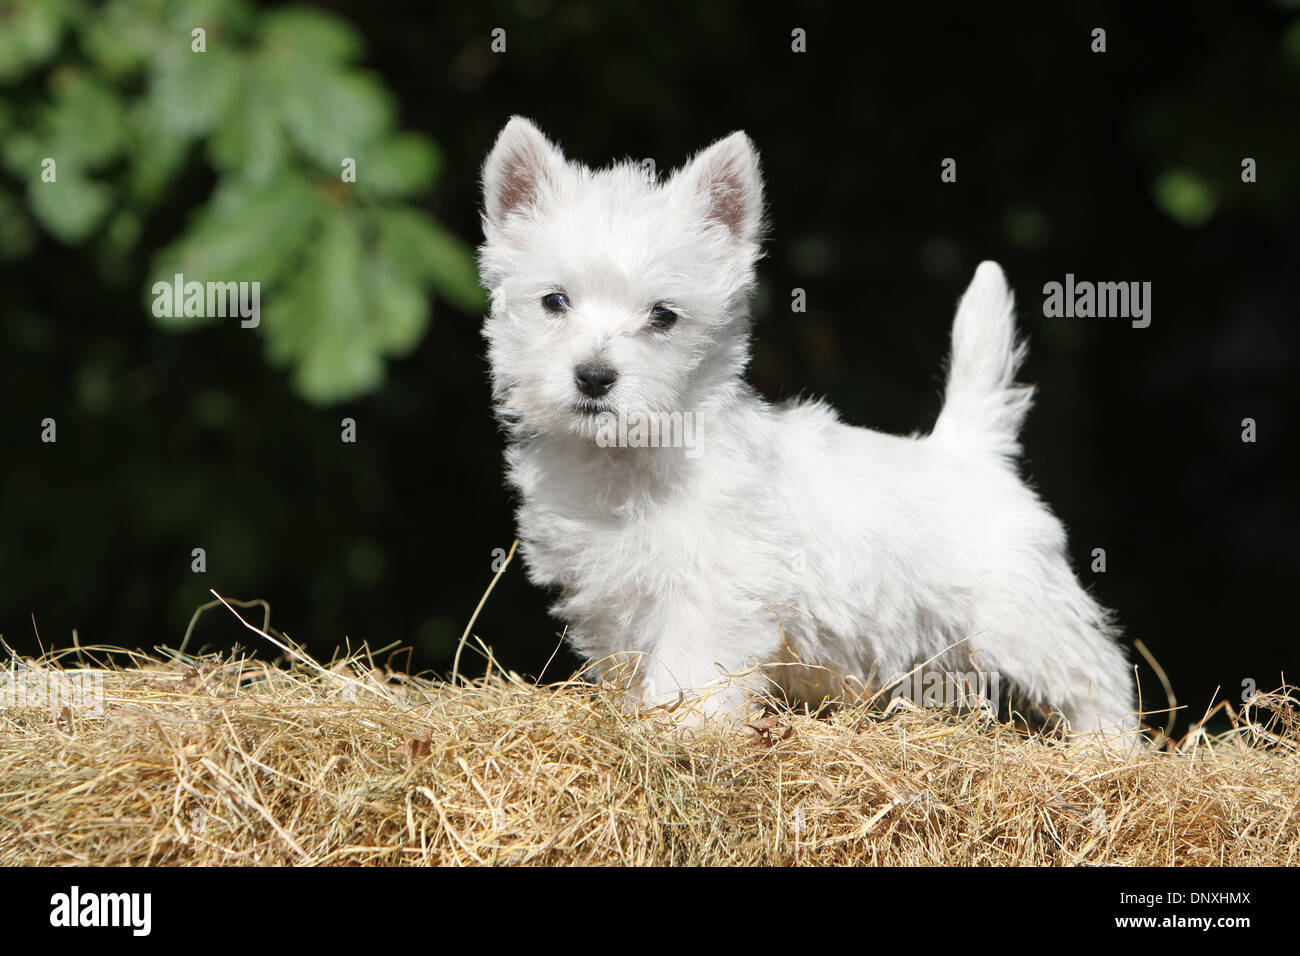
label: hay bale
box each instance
[1,642,1296,866]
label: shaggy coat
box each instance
[478,117,1136,737]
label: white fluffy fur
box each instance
[478,117,1137,738]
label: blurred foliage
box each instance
[1152,170,1217,228]
[0,0,483,403]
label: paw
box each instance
[638,683,758,734]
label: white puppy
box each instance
[478,117,1137,737]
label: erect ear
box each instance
[676,131,764,244]
[481,117,568,228]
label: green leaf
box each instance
[147,46,242,139]
[352,133,442,199]
[1153,170,1216,228]
[373,206,442,279]
[46,70,128,170]
[294,327,386,404]
[0,0,78,84]
[261,213,384,403]
[367,255,430,353]
[258,6,364,64]
[103,208,142,255]
[2,132,45,179]
[270,59,394,172]
[424,223,487,311]
[206,64,290,182]
[150,175,322,326]
[0,0,479,403]
[94,208,143,284]
[167,0,256,36]
[28,172,112,243]
[79,1,168,79]
[261,213,364,366]
[125,102,194,204]
[374,207,486,311]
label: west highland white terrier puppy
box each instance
[477,117,1137,738]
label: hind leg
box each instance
[1057,676,1140,741]
[969,565,1138,742]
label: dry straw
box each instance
[0,595,1296,866]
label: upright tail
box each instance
[931,261,1035,457]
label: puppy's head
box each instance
[478,117,765,439]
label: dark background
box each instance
[3,1,1297,737]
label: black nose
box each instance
[575,363,618,398]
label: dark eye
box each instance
[541,292,569,314]
[649,303,677,330]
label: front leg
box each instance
[632,607,777,727]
